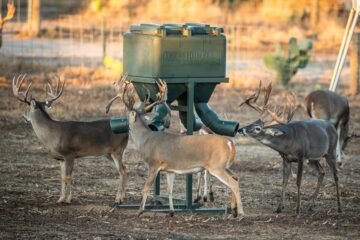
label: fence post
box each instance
[350,31,360,95]
[101,15,106,62]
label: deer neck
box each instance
[259,126,292,155]
[129,115,153,150]
[29,107,57,144]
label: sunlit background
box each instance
[0,0,357,91]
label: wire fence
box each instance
[0,6,347,90]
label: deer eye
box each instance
[254,127,261,132]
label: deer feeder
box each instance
[111,23,239,212]
[111,23,239,136]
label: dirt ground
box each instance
[0,78,359,239]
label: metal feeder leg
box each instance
[186,82,195,209]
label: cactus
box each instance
[264,37,312,85]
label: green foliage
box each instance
[263,37,312,85]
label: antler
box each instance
[264,92,297,126]
[121,79,135,111]
[105,72,130,114]
[12,74,32,104]
[142,79,168,112]
[239,81,272,114]
[0,2,16,27]
[45,75,65,107]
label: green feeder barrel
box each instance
[118,23,239,137]
[110,118,129,134]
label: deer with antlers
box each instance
[238,82,341,215]
[107,74,244,218]
[12,74,129,204]
[0,2,15,48]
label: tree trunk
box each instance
[311,0,320,27]
[27,0,40,37]
[350,32,360,96]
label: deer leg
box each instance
[209,169,244,218]
[276,159,291,213]
[194,171,202,203]
[166,172,175,217]
[308,160,325,212]
[295,159,304,215]
[111,152,127,204]
[138,167,160,217]
[57,160,66,203]
[336,126,342,166]
[64,158,75,203]
[325,156,342,213]
[208,170,214,202]
[203,170,208,202]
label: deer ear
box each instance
[30,100,36,107]
[264,128,284,136]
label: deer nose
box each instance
[238,127,246,136]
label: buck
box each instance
[305,90,350,166]
[238,82,341,215]
[0,2,15,48]
[179,123,215,203]
[107,75,244,218]
[12,74,129,204]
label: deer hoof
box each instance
[231,207,238,218]
[209,192,214,202]
[114,198,123,205]
[275,206,283,213]
[193,196,201,203]
[57,196,66,203]
[238,212,245,220]
[65,195,72,204]
[203,196,207,202]
[137,210,144,217]
[169,210,174,217]
[338,207,342,213]
[115,194,125,204]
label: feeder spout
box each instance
[148,103,171,131]
[195,103,239,137]
[110,118,129,134]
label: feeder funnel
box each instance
[112,23,239,136]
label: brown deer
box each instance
[12,74,129,204]
[107,75,244,218]
[305,90,350,166]
[179,123,215,203]
[0,2,15,48]
[238,82,341,215]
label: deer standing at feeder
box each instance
[179,123,215,203]
[107,74,244,218]
[12,74,129,204]
[238,82,341,215]
[0,2,15,48]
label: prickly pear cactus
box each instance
[264,37,312,85]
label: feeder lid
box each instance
[129,23,224,36]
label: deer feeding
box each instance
[106,74,244,218]
[238,81,342,215]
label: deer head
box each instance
[12,74,65,122]
[106,73,169,129]
[238,81,296,140]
